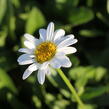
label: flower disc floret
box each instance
[35,42,57,63]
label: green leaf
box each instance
[0,69,17,95]
[69,66,88,80]
[45,93,70,109]
[69,66,107,95]
[69,66,106,82]
[0,27,7,47]
[78,104,96,109]
[107,0,109,13]
[70,55,80,66]
[32,95,42,108]
[56,0,67,4]
[68,7,94,26]
[11,0,20,8]
[94,67,107,81]
[19,13,29,20]
[53,99,70,109]
[45,93,56,105]
[0,0,7,24]
[86,0,93,7]
[96,12,109,27]
[6,0,16,39]
[81,85,109,100]
[60,89,70,98]
[56,0,79,13]
[79,29,104,37]
[25,7,46,34]
[56,0,79,7]
[9,15,16,36]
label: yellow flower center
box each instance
[35,42,57,63]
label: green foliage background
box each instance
[0,0,109,109]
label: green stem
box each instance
[56,69,84,106]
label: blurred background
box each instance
[0,0,109,109]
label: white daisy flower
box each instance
[17,22,77,85]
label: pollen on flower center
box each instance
[35,42,57,63]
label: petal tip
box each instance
[22,72,28,80]
[24,33,29,37]
[73,48,77,53]
[39,81,44,85]
[22,75,26,80]
[75,39,78,43]
[17,58,20,63]
[47,22,54,28]
[49,22,54,25]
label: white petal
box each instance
[18,48,34,54]
[17,54,32,62]
[50,57,61,68]
[24,33,41,46]
[46,22,54,41]
[57,56,72,68]
[46,67,51,75]
[24,33,37,42]
[37,69,46,85]
[18,59,35,65]
[24,33,35,40]
[55,34,74,44]
[22,63,38,80]
[40,62,49,70]
[17,54,35,65]
[24,41,35,49]
[54,29,65,41]
[55,52,65,57]
[57,35,77,48]
[57,47,77,54]
[39,29,46,41]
